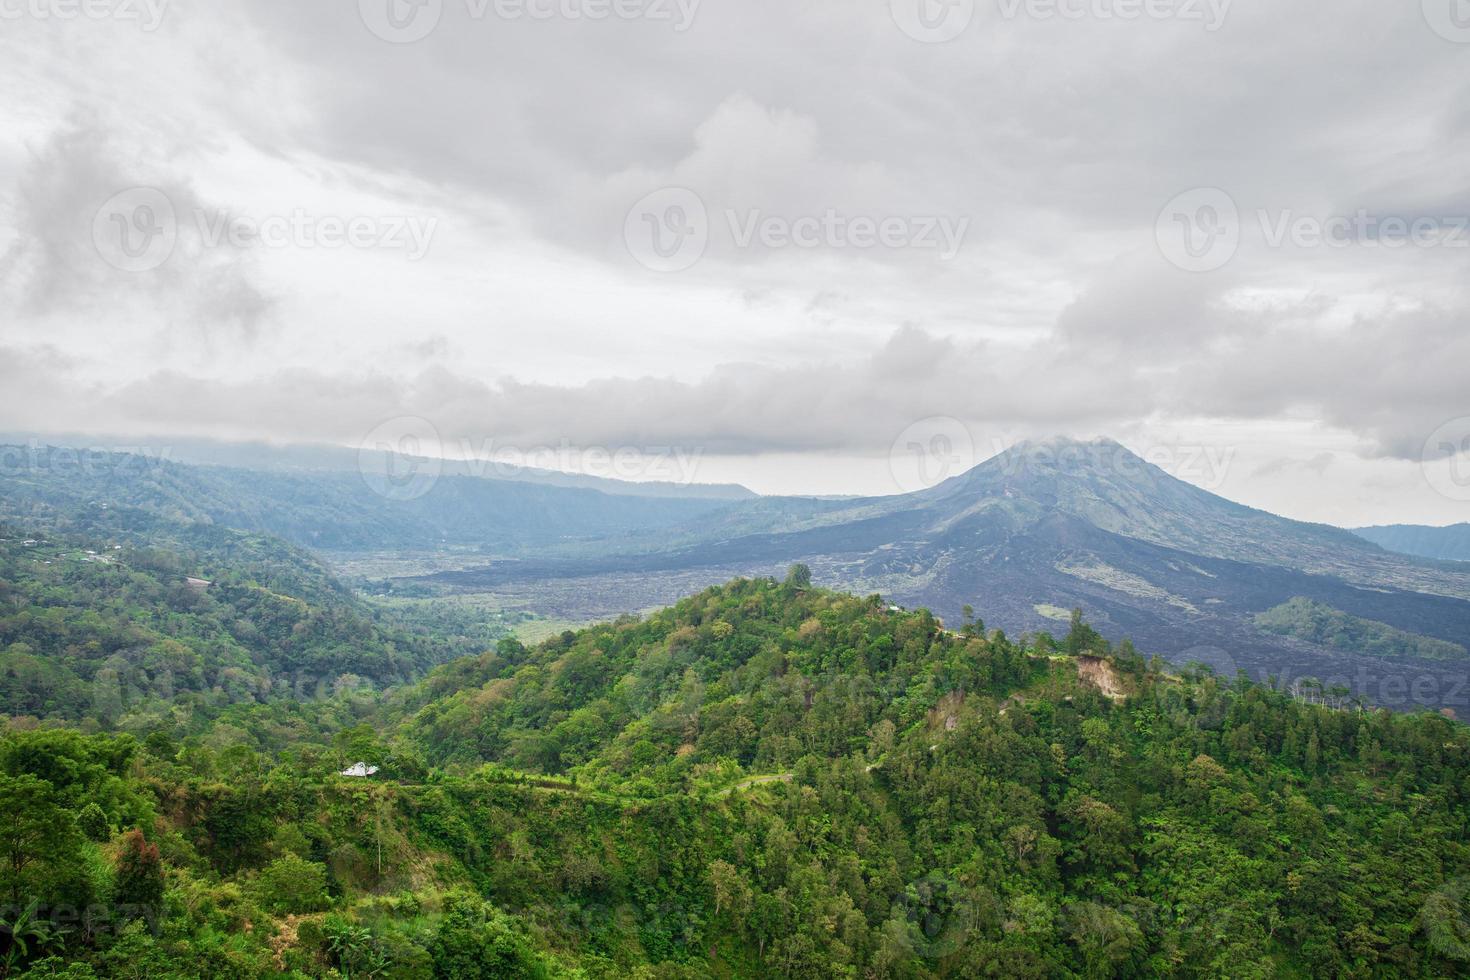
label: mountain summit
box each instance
[918,436,1367,573]
[6,437,1469,711]
[424,435,1470,710]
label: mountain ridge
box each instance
[413,437,1470,710]
[1355,522,1470,563]
[5,435,1468,710]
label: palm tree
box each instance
[0,900,69,976]
[325,922,384,978]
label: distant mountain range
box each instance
[0,441,743,551]
[0,432,757,501]
[1354,523,1470,563]
[3,435,1468,711]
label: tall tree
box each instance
[0,775,84,907]
[114,830,164,929]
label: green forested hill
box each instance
[1255,597,1469,661]
[0,519,487,733]
[3,572,1468,977]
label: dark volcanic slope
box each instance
[424,439,1470,711]
[9,438,1467,710]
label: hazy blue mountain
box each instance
[0,443,745,551]
[1354,523,1470,563]
[0,433,756,501]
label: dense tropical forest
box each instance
[0,523,1468,977]
[0,523,505,738]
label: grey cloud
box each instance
[4,0,1469,506]
[0,117,273,339]
[237,0,1467,265]
[1252,453,1337,480]
[3,290,1466,464]
[1173,300,1470,460]
[0,325,1226,457]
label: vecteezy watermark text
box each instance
[357,416,708,501]
[624,188,969,272]
[996,0,1229,29]
[0,0,168,30]
[0,441,174,480]
[465,438,706,485]
[1156,187,1470,272]
[886,420,1237,494]
[726,210,968,258]
[890,0,1230,43]
[993,437,1236,489]
[358,0,700,43]
[1258,210,1470,250]
[92,187,437,273]
[194,209,437,259]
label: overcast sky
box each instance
[1,0,1468,526]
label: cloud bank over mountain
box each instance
[2,0,1467,522]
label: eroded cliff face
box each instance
[1076,655,1127,701]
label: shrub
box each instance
[77,803,110,842]
[252,854,330,914]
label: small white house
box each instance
[340,762,380,778]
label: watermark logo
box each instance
[624,187,970,271]
[1176,645,1239,683]
[488,0,700,29]
[91,187,438,271]
[889,417,978,494]
[891,0,975,42]
[1259,210,1469,250]
[194,207,437,260]
[1158,189,1468,272]
[1422,417,1470,503]
[92,187,177,273]
[358,416,443,501]
[0,0,170,30]
[892,0,1230,41]
[726,209,969,260]
[988,438,1237,491]
[359,0,443,43]
[459,438,705,484]
[892,874,971,957]
[998,0,1231,30]
[0,442,174,480]
[624,187,708,272]
[1423,0,1470,43]
[359,0,699,42]
[1156,187,1239,272]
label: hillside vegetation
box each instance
[1255,597,1469,661]
[408,438,1470,714]
[2,572,1467,977]
[0,519,495,737]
